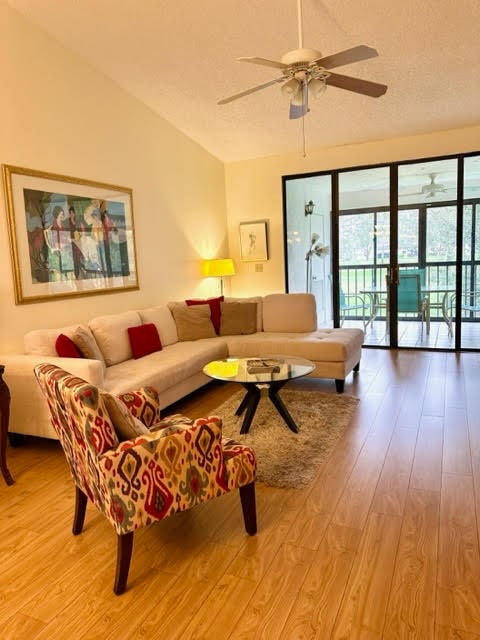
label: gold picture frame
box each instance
[239,219,269,261]
[2,164,139,304]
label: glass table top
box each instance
[203,355,315,384]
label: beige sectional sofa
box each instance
[2,293,364,441]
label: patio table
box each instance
[360,285,455,335]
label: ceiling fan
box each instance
[418,174,448,198]
[404,173,480,199]
[404,173,454,199]
[218,0,388,119]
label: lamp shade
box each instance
[201,258,235,278]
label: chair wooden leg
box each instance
[114,532,134,595]
[72,486,88,535]
[335,379,345,393]
[353,361,360,372]
[239,482,257,535]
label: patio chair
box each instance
[399,267,426,285]
[387,273,430,334]
[449,290,480,317]
[339,287,368,329]
[329,276,369,329]
[34,363,257,594]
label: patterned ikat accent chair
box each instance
[34,363,257,594]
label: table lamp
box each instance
[201,258,235,295]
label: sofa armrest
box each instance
[1,354,105,386]
[0,355,105,438]
[97,416,256,534]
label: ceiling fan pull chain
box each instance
[302,114,307,158]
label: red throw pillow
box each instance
[185,296,224,334]
[127,323,162,359]
[55,333,83,358]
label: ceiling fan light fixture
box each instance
[308,77,326,98]
[291,82,305,106]
[281,77,300,98]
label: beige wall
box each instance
[0,4,227,352]
[2,4,479,354]
[225,126,480,296]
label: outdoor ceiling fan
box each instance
[405,173,480,199]
[418,173,448,198]
[218,0,388,119]
[404,173,456,199]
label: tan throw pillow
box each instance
[89,310,142,366]
[171,305,216,341]
[101,392,150,441]
[138,306,179,346]
[219,301,257,336]
[72,326,105,364]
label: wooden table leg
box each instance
[238,384,261,435]
[0,365,14,486]
[268,380,299,433]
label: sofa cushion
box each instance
[89,311,142,366]
[224,296,263,331]
[171,305,216,341]
[102,339,228,396]
[138,305,178,346]
[55,334,83,358]
[224,328,364,362]
[72,326,106,364]
[101,391,150,441]
[262,293,317,332]
[185,296,224,334]
[128,323,162,359]
[219,301,257,336]
[24,323,86,356]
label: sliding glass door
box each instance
[284,174,332,324]
[283,152,480,351]
[337,166,391,346]
[396,158,458,348]
[457,155,480,348]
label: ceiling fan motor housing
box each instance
[280,48,322,65]
[280,48,330,96]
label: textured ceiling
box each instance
[7,0,480,162]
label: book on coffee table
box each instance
[246,358,282,374]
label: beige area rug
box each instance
[215,388,359,489]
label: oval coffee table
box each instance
[203,355,314,434]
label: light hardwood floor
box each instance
[2,348,480,639]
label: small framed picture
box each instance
[239,220,269,262]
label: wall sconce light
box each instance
[201,258,235,296]
[304,200,315,216]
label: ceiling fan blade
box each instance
[218,77,285,105]
[315,45,378,70]
[289,81,308,120]
[237,56,287,70]
[326,72,387,97]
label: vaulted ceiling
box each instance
[7,0,480,162]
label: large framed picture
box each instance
[239,219,269,262]
[2,164,139,304]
